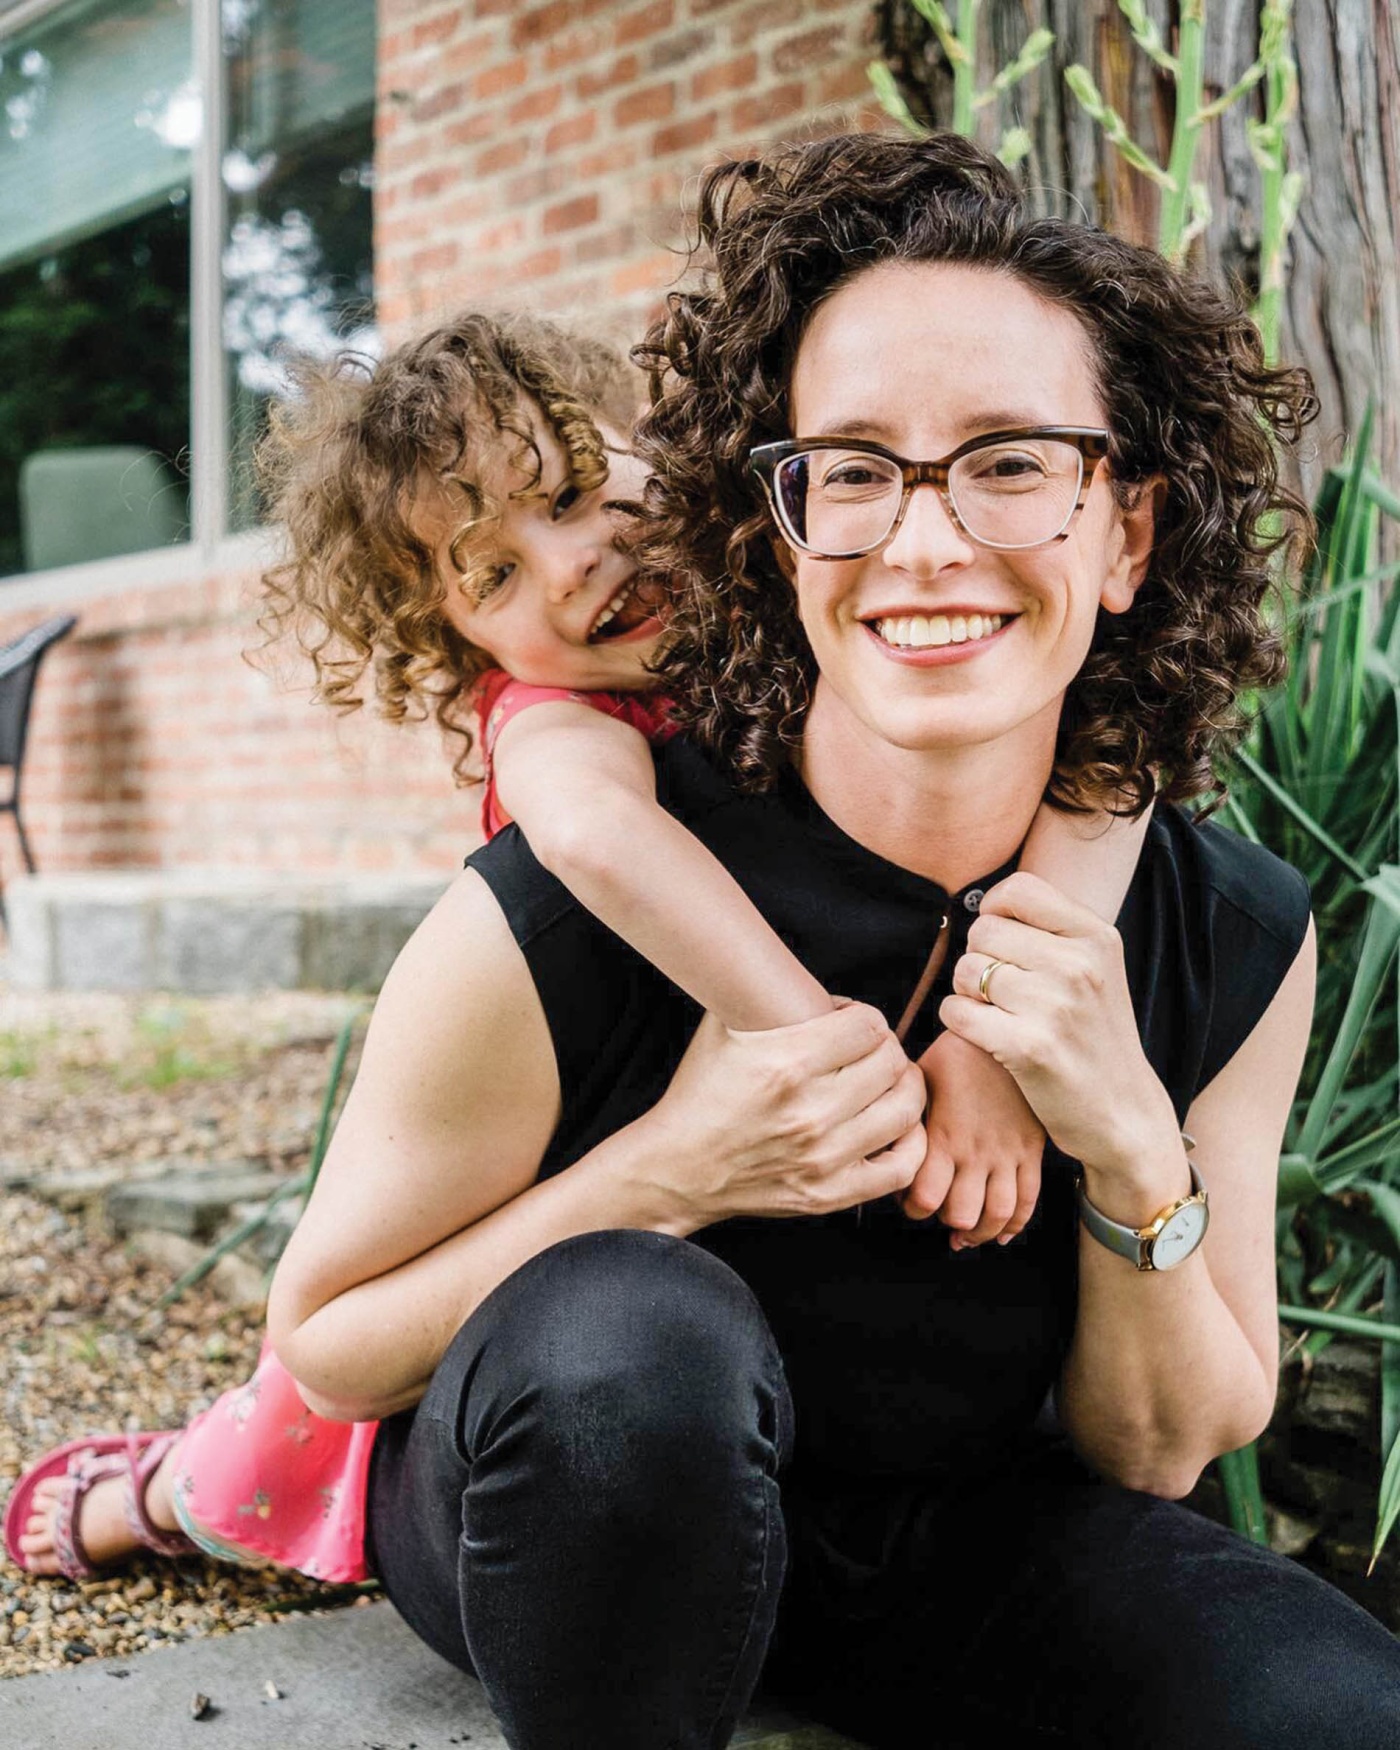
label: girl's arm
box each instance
[905,797,1154,1243]
[492,699,831,1030]
[1019,795,1152,925]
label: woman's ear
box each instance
[1100,475,1166,614]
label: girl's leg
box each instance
[16,1341,374,1583]
[368,1229,793,1750]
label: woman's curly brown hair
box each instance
[632,131,1318,815]
[255,310,637,781]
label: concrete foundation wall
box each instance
[6,870,449,993]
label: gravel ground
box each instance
[0,988,375,1680]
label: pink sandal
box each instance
[4,1430,197,1580]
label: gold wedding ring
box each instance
[977,958,1004,1005]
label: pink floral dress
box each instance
[172,1338,377,1581]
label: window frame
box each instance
[0,0,280,605]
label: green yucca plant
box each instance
[1220,411,1400,1563]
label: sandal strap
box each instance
[49,1452,129,1580]
[121,1430,196,1558]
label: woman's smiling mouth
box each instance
[863,611,1018,664]
[873,611,1008,650]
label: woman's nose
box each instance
[880,482,976,574]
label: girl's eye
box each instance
[471,561,514,602]
[552,484,581,519]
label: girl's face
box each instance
[784,260,1157,763]
[430,413,663,692]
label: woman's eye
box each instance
[971,450,1046,480]
[822,463,886,490]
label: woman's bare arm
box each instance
[941,873,1314,1498]
[1056,921,1315,1494]
[267,869,926,1420]
[493,700,831,1028]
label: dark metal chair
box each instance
[0,613,77,929]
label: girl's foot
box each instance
[13,1437,185,1575]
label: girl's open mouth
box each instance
[589,575,667,642]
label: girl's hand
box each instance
[641,1003,928,1229]
[901,1030,1046,1247]
[940,873,1179,1185]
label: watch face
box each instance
[1151,1200,1209,1270]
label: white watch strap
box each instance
[1076,1158,1206,1268]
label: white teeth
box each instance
[874,613,1004,649]
[590,583,634,638]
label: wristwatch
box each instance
[1076,1138,1209,1272]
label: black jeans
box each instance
[367,1230,1400,1750]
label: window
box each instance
[222,0,375,531]
[0,0,375,581]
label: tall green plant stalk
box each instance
[1064,0,1286,262]
[943,0,979,136]
[1156,1,1206,253]
[867,0,1050,167]
[1248,0,1304,363]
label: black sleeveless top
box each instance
[467,738,1310,1482]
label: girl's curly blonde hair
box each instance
[255,310,638,781]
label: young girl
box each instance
[6,309,1148,1586]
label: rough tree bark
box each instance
[875,1,1400,499]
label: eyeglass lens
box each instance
[774,439,1087,555]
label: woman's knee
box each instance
[430,1229,792,1480]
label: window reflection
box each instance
[222,0,376,531]
[0,0,375,577]
[0,0,193,578]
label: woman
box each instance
[268,133,1400,1747]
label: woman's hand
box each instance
[939,873,1179,1193]
[639,1002,928,1230]
[902,1029,1046,1246]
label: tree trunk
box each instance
[875,1,1400,500]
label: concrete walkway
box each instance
[0,1601,864,1750]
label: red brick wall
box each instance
[2,574,480,877]
[4,0,884,885]
[375,0,881,335]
